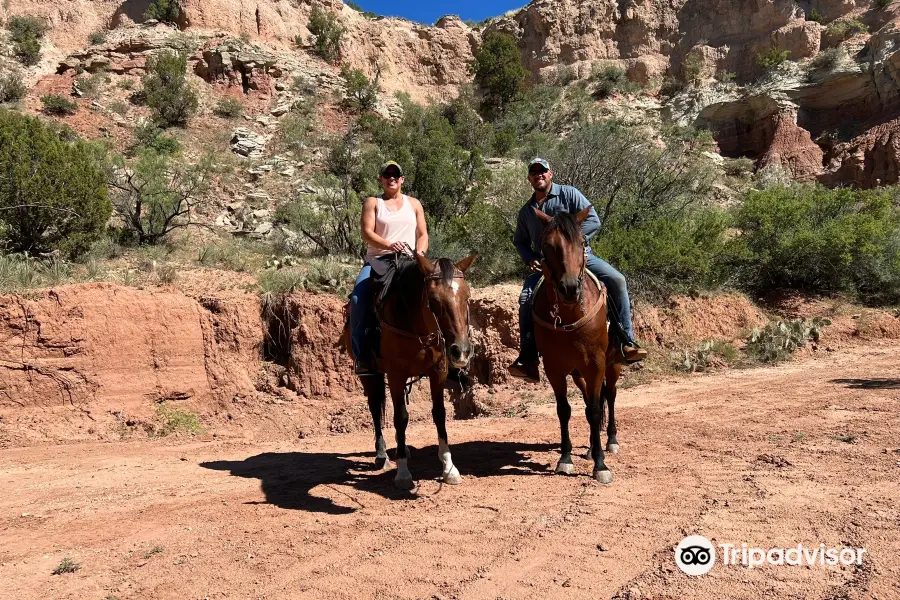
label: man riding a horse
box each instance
[508,157,647,383]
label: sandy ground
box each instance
[1,344,899,600]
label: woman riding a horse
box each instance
[348,160,477,490]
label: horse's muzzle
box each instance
[448,340,472,369]
[557,278,583,305]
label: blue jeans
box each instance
[350,261,376,360]
[518,252,635,359]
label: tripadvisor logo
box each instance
[675,535,716,576]
[674,535,867,576]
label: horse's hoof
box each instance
[443,467,463,485]
[394,475,415,490]
[374,455,391,470]
[555,461,575,475]
[593,469,613,485]
[606,443,620,455]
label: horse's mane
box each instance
[386,255,457,314]
[545,211,582,245]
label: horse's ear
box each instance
[533,208,552,225]
[455,253,478,273]
[575,205,593,225]
[415,251,434,276]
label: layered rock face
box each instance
[8,0,900,185]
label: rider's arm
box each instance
[409,197,428,255]
[514,206,539,264]
[361,196,394,251]
[571,188,601,243]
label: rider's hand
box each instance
[529,259,542,273]
[389,241,407,254]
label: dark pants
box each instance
[518,252,635,360]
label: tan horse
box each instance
[532,207,622,484]
[347,252,477,490]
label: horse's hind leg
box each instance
[363,374,390,469]
[549,374,575,475]
[387,373,414,490]
[604,365,621,454]
[430,375,461,485]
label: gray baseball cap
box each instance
[528,157,550,172]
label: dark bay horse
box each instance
[349,252,477,490]
[532,207,622,484]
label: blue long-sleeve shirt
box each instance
[513,183,601,264]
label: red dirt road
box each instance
[1,344,899,600]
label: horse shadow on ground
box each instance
[200,440,555,515]
[830,378,900,390]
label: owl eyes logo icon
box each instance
[675,536,716,576]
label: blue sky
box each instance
[347,0,525,25]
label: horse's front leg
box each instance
[429,372,462,485]
[548,373,575,475]
[585,372,613,485]
[387,372,414,490]
[363,374,390,469]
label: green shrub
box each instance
[591,64,639,98]
[41,93,75,116]
[877,0,892,8]
[723,157,755,178]
[88,31,107,45]
[340,66,379,112]
[52,558,80,575]
[132,121,182,155]
[0,69,26,103]
[6,15,49,41]
[0,110,111,256]
[826,17,867,40]
[144,0,181,24]
[74,73,105,98]
[676,340,738,372]
[683,54,704,85]
[745,318,831,363]
[13,35,41,66]
[808,9,824,23]
[109,149,213,245]
[141,50,198,126]
[155,402,203,436]
[807,47,846,78]
[213,96,243,118]
[757,47,791,70]
[0,254,75,292]
[306,6,344,63]
[108,100,129,116]
[280,113,312,154]
[275,174,366,256]
[361,95,490,222]
[547,121,723,297]
[731,184,900,302]
[470,32,528,116]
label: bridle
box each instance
[376,259,472,372]
[535,234,605,332]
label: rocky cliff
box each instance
[6,0,900,184]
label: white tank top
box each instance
[366,195,418,260]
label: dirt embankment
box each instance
[2,281,899,447]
